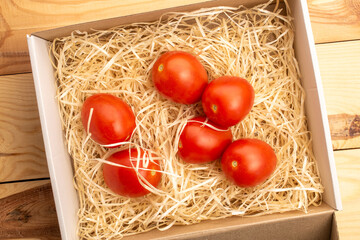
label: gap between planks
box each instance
[0,179,50,199]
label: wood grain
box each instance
[0,74,48,182]
[0,183,60,240]
[316,40,360,150]
[328,114,360,141]
[1,239,43,240]
[328,114,360,151]
[0,179,50,199]
[0,153,49,183]
[308,0,360,43]
[1,0,360,75]
[334,148,360,240]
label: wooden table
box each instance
[1,0,359,239]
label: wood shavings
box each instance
[50,1,323,239]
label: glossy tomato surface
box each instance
[81,93,136,147]
[202,76,254,128]
[103,148,161,197]
[152,51,208,104]
[221,139,277,187]
[178,116,233,164]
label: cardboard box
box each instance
[27,0,342,239]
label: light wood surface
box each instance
[334,149,360,239]
[316,41,360,150]
[317,41,360,116]
[0,179,50,199]
[0,0,359,239]
[308,0,360,43]
[0,74,48,182]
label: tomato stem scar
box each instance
[151,170,156,176]
[211,104,218,113]
[158,64,164,72]
[232,160,238,168]
[178,141,183,149]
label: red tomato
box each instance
[103,148,161,197]
[81,93,136,147]
[202,76,254,128]
[152,51,208,104]
[221,139,277,187]
[178,116,233,164]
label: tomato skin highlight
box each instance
[178,116,233,164]
[221,139,277,187]
[152,51,208,104]
[202,76,254,128]
[81,93,136,147]
[103,148,161,198]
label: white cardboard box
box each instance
[27,0,342,239]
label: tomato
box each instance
[103,148,161,197]
[81,93,136,147]
[221,139,277,187]
[152,51,208,104]
[202,76,254,128]
[178,116,233,164]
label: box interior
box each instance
[27,0,341,239]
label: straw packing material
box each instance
[51,1,323,239]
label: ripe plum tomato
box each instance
[103,148,161,198]
[152,51,208,104]
[178,116,233,164]
[81,93,136,147]
[202,76,254,128]
[221,139,277,188]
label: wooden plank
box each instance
[0,154,49,183]
[0,183,60,239]
[1,0,360,75]
[328,114,360,150]
[308,0,360,44]
[0,28,34,75]
[1,239,42,240]
[334,148,360,240]
[0,179,50,200]
[0,74,49,182]
[316,40,360,150]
